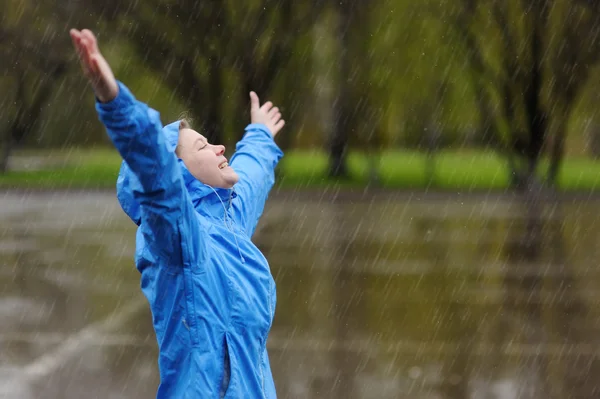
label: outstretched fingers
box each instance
[81,29,100,54]
[273,119,285,133]
[270,111,282,124]
[247,90,286,135]
[261,101,273,113]
[69,27,119,102]
[71,29,105,79]
[70,29,85,59]
[70,30,94,78]
[250,91,260,112]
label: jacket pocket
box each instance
[219,334,231,398]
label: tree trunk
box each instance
[548,123,566,186]
[522,1,548,191]
[205,56,223,145]
[0,133,12,173]
[1,64,65,174]
[328,3,352,179]
[235,54,278,142]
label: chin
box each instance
[222,170,240,188]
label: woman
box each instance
[70,28,285,398]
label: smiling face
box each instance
[176,127,239,188]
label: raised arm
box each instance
[230,92,285,236]
[70,29,203,264]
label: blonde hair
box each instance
[175,112,193,157]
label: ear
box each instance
[179,117,191,130]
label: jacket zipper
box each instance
[260,279,275,397]
[259,347,265,398]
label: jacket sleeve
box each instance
[229,124,284,237]
[96,81,203,265]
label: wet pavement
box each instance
[1,190,600,398]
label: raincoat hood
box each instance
[116,120,235,226]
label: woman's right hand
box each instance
[69,29,119,103]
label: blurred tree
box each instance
[546,0,600,182]
[91,0,325,148]
[328,0,381,179]
[328,1,353,178]
[78,0,391,183]
[437,0,600,190]
[227,1,326,136]
[0,0,70,172]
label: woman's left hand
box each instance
[249,92,285,137]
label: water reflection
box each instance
[0,192,150,398]
[496,197,599,399]
[2,192,600,398]
[498,197,553,398]
[1,227,69,365]
[259,193,600,399]
[329,206,368,399]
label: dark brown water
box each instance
[1,191,599,398]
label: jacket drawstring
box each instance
[205,185,246,264]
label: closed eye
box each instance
[198,143,208,150]
[194,136,209,151]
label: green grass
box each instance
[279,149,511,189]
[0,149,122,189]
[2,148,600,191]
[554,158,600,191]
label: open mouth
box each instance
[218,161,229,169]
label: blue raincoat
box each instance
[96,82,283,398]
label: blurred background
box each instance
[3,0,600,398]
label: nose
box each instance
[215,145,225,156]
